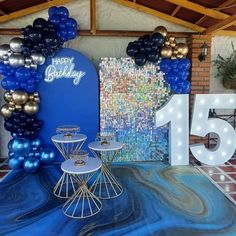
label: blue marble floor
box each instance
[1,162,236,236]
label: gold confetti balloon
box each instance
[1,104,12,118]
[12,90,29,105]
[23,101,39,115]
[154,26,168,37]
[175,43,189,57]
[161,46,172,58]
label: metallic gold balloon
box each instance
[33,92,39,97]
[173,49,178,55]
[170,40,176,48]
[176,54,184,59]
[165,40,170,46]
[34,97,40,103]
[175,43,189,57]
[0,104,12,118]
[171,56,177,60]
[3,91,12,102]
[154,26,168,37]
[29,95,34,101]
[161,46,172,58]
[9,101,15,106]
[12,90,29,105]
[15,104,22,110]
[23,101,39,115]
[169,35,175,42]
[9,105,15,111]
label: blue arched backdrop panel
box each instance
[38,48,99,160]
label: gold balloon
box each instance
[170,40,176,48]
[161,46,172,58]
[29,95,34,101]
[12,90,29,105]
[15,104,22,110]
[0,104,12,118]
[34,97,40,103]
[9,105,15,111]
[173,49,178,55]
[176,54,184,59]
[33,92,39,97]
[175,43,189,57]
[171,56,177,60]
[23,101,39,115]
[154,26,168,37]
[165,40,170,46]
[3,91,12,102]
[169,35,175,42]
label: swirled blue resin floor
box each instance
[1,162,236,236]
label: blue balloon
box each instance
[170,84,177,91]
[8,156,24,170]
[57,6,69,17]
[66,18,77,28]
[23,158,40,173]
[0,62,6,74]
[182,80,191,93]
[48,6,58,17]
[40,148,56,164]
[8,138,31,156]
[175,87,183,94]
[49,14,60,25]
[15,67,30,81]
[67,27,77,40]
[31,138,42,148]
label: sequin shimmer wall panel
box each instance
[99,58,170,161]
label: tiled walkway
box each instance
[0,160,10,181]
[194,158,236,205]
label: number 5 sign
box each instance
[155,94,236,166]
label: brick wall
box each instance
[187,34,212,145]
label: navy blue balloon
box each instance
[40,148,55,164]
[151,33,164,46]
[126,44,138,57]
[134,53,147,66]
[23,158,40,173]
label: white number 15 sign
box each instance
[155,94,236,166]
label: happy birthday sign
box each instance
[45,56,86,85]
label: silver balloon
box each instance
[3,59,9,65]
[9,53,25,68]
[25,57,32,64]
[30,53,45,65]
[0,44,10,60]
[30,62,37,70]
[10,37,24,53]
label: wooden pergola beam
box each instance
[112,0,205,32]
[0,28,193,37]
[171,6,181,16]
[204,13,236,34]
[90,0,96,34]
[218,0,236,8]
[166,0,230,20]
[0,0,71,23]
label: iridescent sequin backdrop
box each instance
[100,58,170,161]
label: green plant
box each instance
[214,42,236,89]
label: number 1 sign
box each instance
[155,94,236,166]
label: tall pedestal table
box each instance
[51,133,87,198]
[62,157,102,218]
[88,141,123,199]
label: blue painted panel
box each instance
[38,48,99,159]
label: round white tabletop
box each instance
[61,157,102,175]
[51,133,87,143]
[88,141,123,151]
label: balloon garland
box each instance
[0,6,78,173]
[126,25,191,94]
